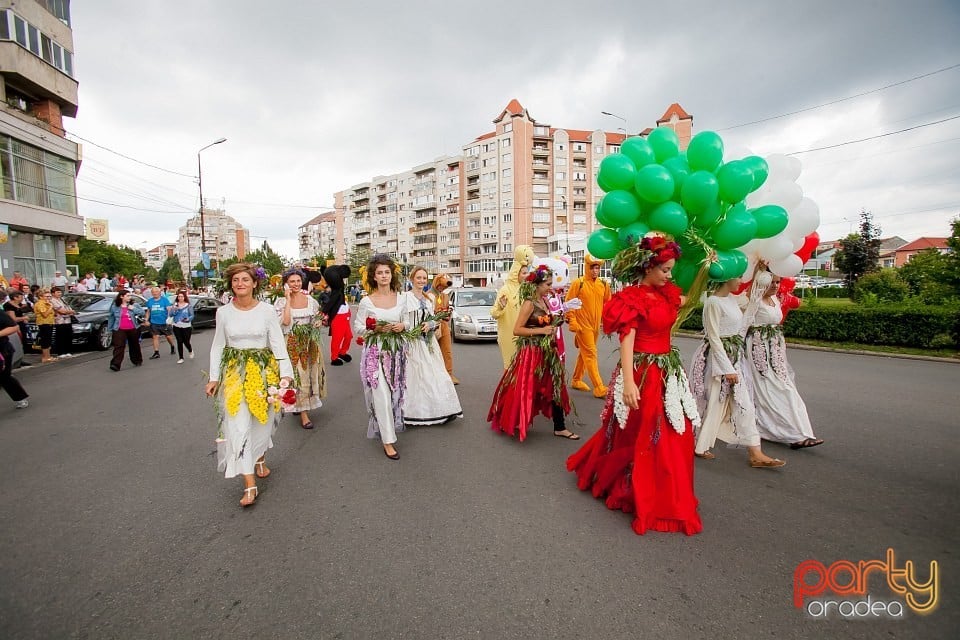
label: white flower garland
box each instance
[613,367,629,429]
[664,373,684,434]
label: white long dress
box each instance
[402,292,463,425]
[354,294,412,445]
[209,302,294,478]
[274,296,326,413]
[690,295,761,453]
[745,302,817,444]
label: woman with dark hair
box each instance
[275,268,326,429]
[108,290,145,371]
[567,236,703,536]
[0,306,29,408]
[205,263,294,507]
[50,286,76,357]
[3,289,28,336]
[487,264,576,442]
[168,289,195,363]
[353,254,412,460]
[320,265,353,366]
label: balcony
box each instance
[411,200,437,212]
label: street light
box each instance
[601,111,628,135]
[198,137,227,287]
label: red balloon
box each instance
[795,231,820,263]
[779,277,796,295]
[779,292,801,322]
[734,279,752,295]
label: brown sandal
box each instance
[695,451,715,460]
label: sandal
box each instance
[750,458,786,469]
[790,438,824,449]
[240,485,258,507]
[695,451,716,460]
[554,430,580,440]
[254,459,271,478]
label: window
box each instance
[13,15,26,47]
[534,126,549,136]
[532,212,550,223]
[502,153,512,163]
[555,157,567,166]
[502,244,512,253]
[573,172,587,181]
[27,24,39,55]
[502,123,513,133]
[0,135,77,214]
[533,228,549,238]
[501,168,512,179]
[532,184,549,194]
[502,213,512,222]
[574,215,587,224]
[0,11,74,76]
[555,143,566,151]
[0,11,7,39]
[555,172,565,181]
[501,138,511,147]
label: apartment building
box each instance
[298,210,337,261]
[142,242,177,270]
[0,0,81,285]
[323,100,692,285]
[176,209,249,276]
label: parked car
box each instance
[189,295,223,328]
[25,291,150,352]
[447,287,498,342]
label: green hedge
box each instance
[678,304,960,349]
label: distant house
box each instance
[804,236,906,275]
[893,237,950,267]
[876,236,908,268]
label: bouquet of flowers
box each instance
[362,315,416,352]
[267,378,297,412]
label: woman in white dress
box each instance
[689,277,785,468]
[742,269,823,449]
[275,269,327,429]
[353,254,413,460]
[403,266,463,426]
[205,263,295,506]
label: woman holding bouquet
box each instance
[275,269,327,429]
[402,266,462,426]
[353,254,413,460]
[205,263,295,507]
[487,264,577,442]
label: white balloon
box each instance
[772,181,804,211]
[788,197,821,237]
[745,185,771,208]
[784,155,802,182]
[724,143,754,163]
[769,254,803,277]
[742,253,759,281]
[758,234,795,261]
[791,235,805,252]
[764,154,793,181]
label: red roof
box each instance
[894,237,949,252]
[605,132,627,144]
[493,99,532,123]
[657,103,692,124]
[474,131,496,141]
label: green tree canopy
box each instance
[243,241,285,275]
[834,210,882,289]
[76,238,148,279]
[158,255,184,283]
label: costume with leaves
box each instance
[274,294,326,413]
[567,236,702,536]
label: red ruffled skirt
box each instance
[566,361,702,536]
[488,343,571,442]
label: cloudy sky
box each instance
[68,0,960,258]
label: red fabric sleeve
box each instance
[602,286,650,337]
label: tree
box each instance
[853,268,909,304]
[158,255,184,283]
[243,241,285,275]
[76,238,147,279]
[834,210,882,289]
[347,248,371,284]
[898,217,960,303]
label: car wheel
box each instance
[96,323,112,350]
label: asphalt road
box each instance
[0,325,957,639]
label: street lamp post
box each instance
[601,111,628,135]
[198,137,227,287]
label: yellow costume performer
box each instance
[427,273,458,384]
[566,254,611,397]
[490,244,536,369]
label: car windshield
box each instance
[64,294,113,312]
[456,291,496,307]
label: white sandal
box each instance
[254,459,270,478]
[240,485,258,507]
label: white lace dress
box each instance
[745,302,817,444]
[689,294,760,453]
[208,302,294,478]
[402,292,463,425]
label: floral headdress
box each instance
[213,264,269,299]
[611,234,682,283]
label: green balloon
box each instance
[618,221,650,246]
[634,164,675,204]
[620,137,656,169]
[647,127,680,163]
[597,171,614,193]
[587,228,621,260]
[716,160,755,204]
[750,204,789,239]
[680,170,719,215]
[694,199,723,229]
[742,155,769,191]
[598,153,638,192]
[671,258,699,291]
[662,155,691,199]
[599,190,642,227]
[686,131,724,172]
[712,204,758,250]
[648,201,689,236]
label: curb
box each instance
[674,331,960,364]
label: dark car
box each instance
[189,296,223,328]
[25,291,150,352]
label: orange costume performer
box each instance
[427,273,458,384]
[566,254,611,398]
[490,245,536,369]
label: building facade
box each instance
[176,209,249,276]
[320,101,692,285]
[297,210,337,262]
[0,0,80,286]
[142,242,177,270]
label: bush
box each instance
[853,268,909,303]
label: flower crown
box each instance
[611,234,682,283]
[524,264,552,284]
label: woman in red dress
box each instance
[487,264,578,442]
[567,236,703,535]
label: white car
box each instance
[448,287,498,342]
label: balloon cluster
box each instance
[587,128,821,291]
